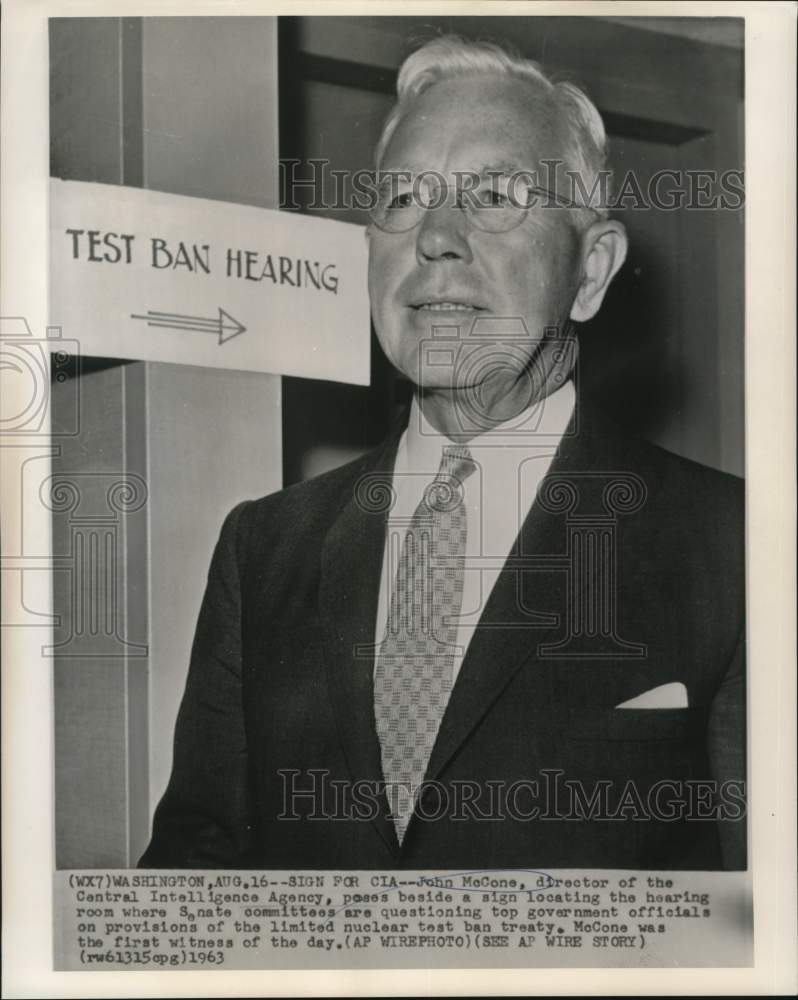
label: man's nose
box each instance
[415,199,474,265]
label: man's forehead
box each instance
[380,74,561,172]
[378,159,541,179]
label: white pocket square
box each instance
[615,682,688,709]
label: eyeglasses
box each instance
[369,172,594,234]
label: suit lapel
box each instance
[422,394,612,786]
[318,421,405,856]
[420,500,563,787]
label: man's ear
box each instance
[569,219,628,323]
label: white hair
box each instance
[374,35,611,225]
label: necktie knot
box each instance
[440,443,475,482]
[424,445,475,513]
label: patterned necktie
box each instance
[374,444,475,843]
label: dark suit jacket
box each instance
[140,396,746,871]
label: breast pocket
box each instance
[564,707,705,742]
[557,706,710,791]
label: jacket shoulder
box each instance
[635,435,744,519]
[247,447,379,520]
[223,445,388,574]
[580,397,744,516]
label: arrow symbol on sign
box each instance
[130,307,246,344]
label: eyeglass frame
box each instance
[367,168,602,234]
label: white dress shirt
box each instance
[374,379,576,683]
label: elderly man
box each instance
[140,37,745,871]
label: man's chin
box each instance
[401,366,461,392]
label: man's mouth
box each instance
[411,301,484,312]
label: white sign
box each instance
[49,179,370,384]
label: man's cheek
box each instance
[368,257,394,305]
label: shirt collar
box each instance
[403,379,576,477]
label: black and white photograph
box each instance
[1,1,795,994]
